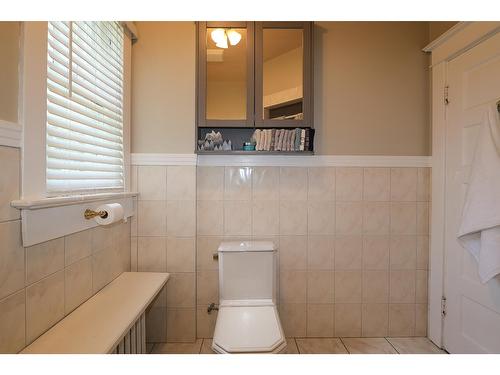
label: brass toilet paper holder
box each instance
[84,209,108,220]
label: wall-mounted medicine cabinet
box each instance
[196,21,314,154]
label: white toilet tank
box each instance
[217,241,277,301]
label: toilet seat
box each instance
[212,302,286,354]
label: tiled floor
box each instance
[150,337,446,354]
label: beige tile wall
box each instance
[196,166,430,339]
[0,145,131,353]
[1,154,430,351]
[130,165,197,343]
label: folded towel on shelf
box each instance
[253,129,261,151]
[294,128,301,151]
[299,129,306,151]
[285,130,292,151]
[260,129,266,151]
[261,129,267,151]
[304,129,310,151]
[261,129,268,151]
[266,130,272,151]
[276,129,283,151]
[270,129,276,151]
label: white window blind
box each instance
[46,21,124,194]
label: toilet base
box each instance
[211,301,286,354]
[211,338,287,354]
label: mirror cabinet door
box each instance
[263,28,303,120]
[255,22,312,127]
[198,22,254,127]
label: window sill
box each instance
[12,192,138,247]
[11,192,138,210]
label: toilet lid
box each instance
[213,305,285,353]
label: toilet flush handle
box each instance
[213,253,219,261]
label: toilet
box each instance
[211,241,286,354]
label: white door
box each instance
[443,31,500,353]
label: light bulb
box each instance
[211,28,226,45]
[215,35,228,49]
[227,29,241,46]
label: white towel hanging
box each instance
[457,107,500,283]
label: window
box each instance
[46,21,125,194]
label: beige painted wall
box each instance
[314,21,430,155]
[131,22,196,153]
[0,22,20,123]
[131,21,433,155]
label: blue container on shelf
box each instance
[242,142,256,151]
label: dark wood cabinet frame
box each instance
[196,21,314,152]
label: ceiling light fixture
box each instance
[211,28,225,45]
[211,28,241,49]
[226,29,242,46]
[216,36,228,49]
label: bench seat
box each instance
[21,272,169,354]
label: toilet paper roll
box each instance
[94,203,125,226]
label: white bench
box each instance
[21,272,169,354]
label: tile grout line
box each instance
[250,167,253,239]
[385,337,400,354]
[388,168,393,336]
[194,170,198,342]
[360,168,365,338]
[294,338,303,354]
[413,181,419,335]
[332,169,336,338]
[305,168,309,337]
[339,337,350,354]
[0,217,22,224]
[24,238,28,348]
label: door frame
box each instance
[423,21,500,349]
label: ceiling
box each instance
[263,29,302,61]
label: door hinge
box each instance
[444,85,450,105]
[441,296,447,317]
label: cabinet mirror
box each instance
[206,27,247,120]
[262,28,303,120]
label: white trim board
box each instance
[423,22,500,65]
[131,153,431,167]
[131,153,197,166]
[12,192,138,210]
[423,22,471,53]
[0,120,22,148]
[20,196,135,247]
[198,155,431,167]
